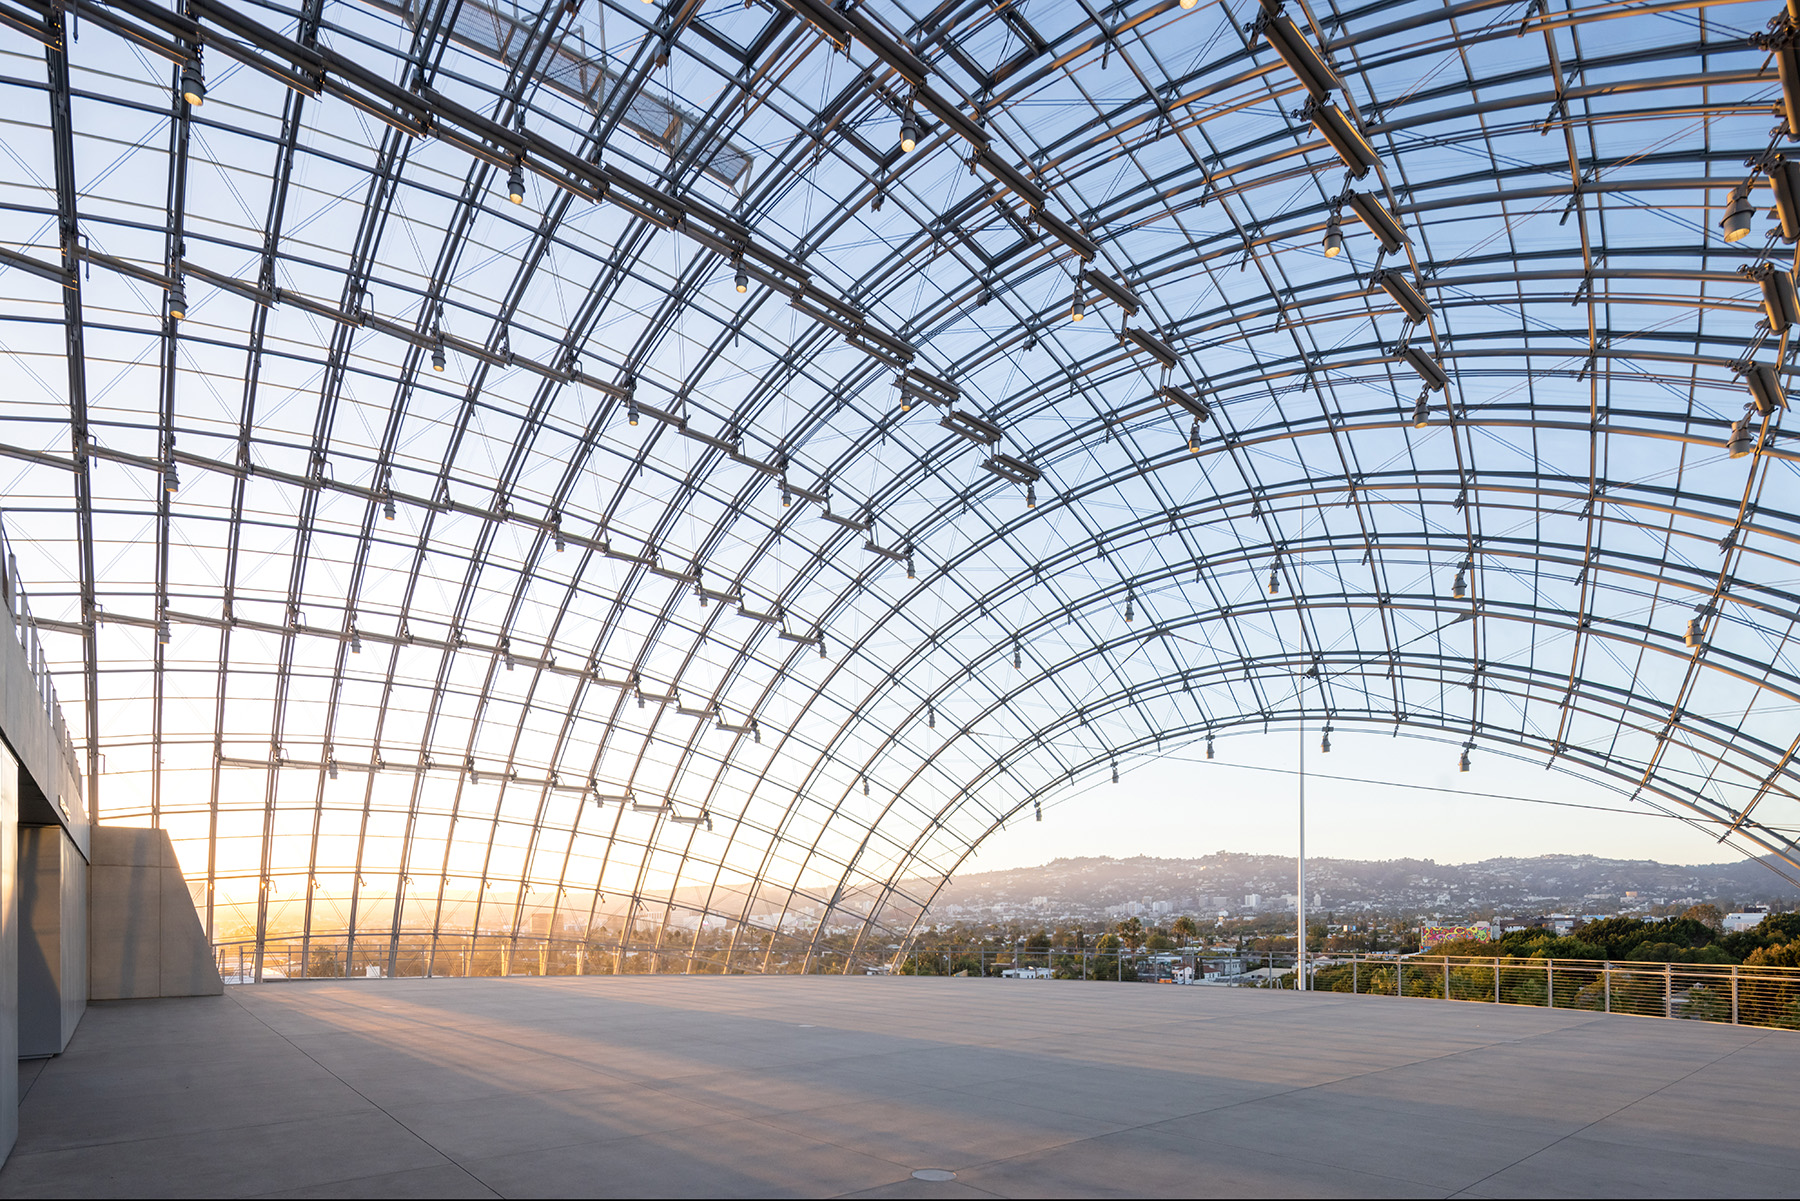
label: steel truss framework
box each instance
[1,0,1798,976]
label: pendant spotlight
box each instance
[163,463,179,494]
[327,760,338,781]
[1411,392,1430,428]
[1205,733,1215,760]
[1111,761,1119,784]
[1320,728,1331,754]
[1322,218,1344,258]
[627,396,640,427]
[1070,288,1086,322]
[1026,483,1037,509]
[734,260,748,293]
[1013,639,1022,671]
[1459,745,1472,773]
[180,54,205,106]
[1189,418,1200,452]
[506,162,526,204]
[928,705,936,730]
[899,112,919,153]
[1685,617,1705,650]
[350,629,362,654]
[1727,415,1754,458]
[157,618,171,645]
[1268,563,1281,595]
[862,776,869,797]
[430,337,446,372]
[167,280,187,321]
[1451,567,1467,599]
[1721,183,1756,243]
[1124,594,1135,623]
[382,494,396,521]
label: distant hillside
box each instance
[921,852,1800,921]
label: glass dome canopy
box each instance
[1,0,1797,976]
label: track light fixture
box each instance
[1721,183,1756,243]
[899,112,919,153]
[1070,289,1086,322]
[906,555,916,580]
[503,645,515,672]
[1205,733,1214,760]
[734,261,748,293]
[180,54,205,106]
[1451,567,1466,599]
[627,396,639,426]
[780,481,792,507]
[1770,154,1800,242]
[1034,801,1042,822]
[1125,594,1134,623]
[1268,562,1281,595]
[1026,483,1037,509]
[1013,640,1022,670]
[1728,415,1754,458]
[1459,745,1472,773]
[928,705,936,730]
[862,776,870,797]
[506,162,526,204]
[327,760,338,780]
[382,494,396,521]
[163,463,179,494]
[1320,728,1331,754]
[1745,362,1788,415]
[1111,761,1119,784]
[1411,392,1430,428]
[1189,418,1200,452]
[553,527,566,554]
[167,281,187,320]
[157,618,171,645]
[1322,218,1344,258]
[350,629,361,654]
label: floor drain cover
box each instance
[911,1169,957,1182]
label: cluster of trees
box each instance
[1430,906,1800,967]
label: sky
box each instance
[964,725,1770,873]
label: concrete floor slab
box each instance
[0,976,1793,1198]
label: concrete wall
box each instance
[20,825,86,1056]
[88,827,221,1001]
[0,744,19,1162]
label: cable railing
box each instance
[211,937,1800,1030]
[1312,953,1800,1029]
[212,934,881,981]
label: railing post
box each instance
[1443,959,1450,1000]
[1397,959,1403,997]
[1547,960,1554,1008]
[1495,957,1501,1004]
[1604,961,1610,1014]
[1352,957,1358,995]
[1732,965,1739,1025]
[1664,962,1672,1019]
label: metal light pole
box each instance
[1296,541,1307,991]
